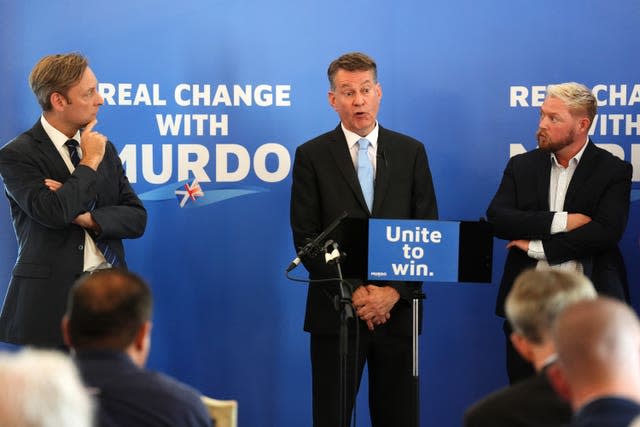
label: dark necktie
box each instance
[65,139,81,167]
[64,140,120,267]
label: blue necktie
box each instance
[65,140,120,267]
[357,138,374,212]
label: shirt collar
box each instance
[550,137,589,168]
[40,115,81,150]
[342,122,379,150]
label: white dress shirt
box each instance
[528,138,589,273]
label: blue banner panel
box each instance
[368,219,459,282]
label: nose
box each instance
[354,91,365,106]
[96,92,104,106]
[538,116,548,129]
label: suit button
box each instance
[78,244,84,250]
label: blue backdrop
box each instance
[1,1,639,426]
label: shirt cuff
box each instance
[527,240,547,260]
[551,212,568,234]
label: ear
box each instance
[328,90,337,110]
[577,116,591,133]
[375,82,382,100]
[50,92,67,112]
[61,315,72,348]
[510,332,534,363]
[133,321,152,351]
[546,362,572,403]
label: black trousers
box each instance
[310,321,413,427]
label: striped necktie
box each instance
[65,139,80,167]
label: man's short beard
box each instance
[536,129,574,153]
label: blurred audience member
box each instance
[63,268,211,427]
[0,348,93,427]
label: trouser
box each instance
[310,322,414,427]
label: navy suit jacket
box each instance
[571,397,640,427]
[75,350,211,427]
[464,365,571,427]
[0,120,147,346]
[487,141,631,316]
[290,124,438,335]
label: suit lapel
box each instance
[327,126,370,214]
[536,149,552,210]
[29,120,73,181]
[372,127,390,215]
[564,141,597,210]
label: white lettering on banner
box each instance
[510,85,547,107]
[102,81,295,191]
[119,143,291,184]
[156,114,229,136]
[215,144,250,182]
[391,261,431,276]
[174,84,291,107]
[385,226,442,243]
[510,84,640,107]
[590,114,640,136]
[99,83,167,106]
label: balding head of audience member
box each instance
[62,268,153,368]
[551,297,640,410]
[505,268,596,371]
[0,348,93,427]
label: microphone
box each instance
[286,211,348,272]
[323,240,342,265]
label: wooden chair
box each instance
[201,395,238,427]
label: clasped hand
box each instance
[352,285,400,331]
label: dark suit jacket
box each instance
[487,141,631,316]
[571,396,640,427]
[0,120,147,346]
[75,350,211,427]
[464,366,571,427]
[290,124,438,335]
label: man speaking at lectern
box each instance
[290,52,438,427]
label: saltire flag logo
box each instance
[175,179,204,207]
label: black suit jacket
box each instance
[464,366,571,427]
[290,124,438,335]
[571,397,640,427]
[0,120,147,346]
[487,141,631,316]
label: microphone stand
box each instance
[325,240,353,427]
[411,287,425,427]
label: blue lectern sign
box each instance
[368,219,460,282]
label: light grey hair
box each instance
[0,349,94,427]
[505,268,596,344]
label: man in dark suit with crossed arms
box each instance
[0,53,147,348]
[290,52,438,427]
[487,82,632,383]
